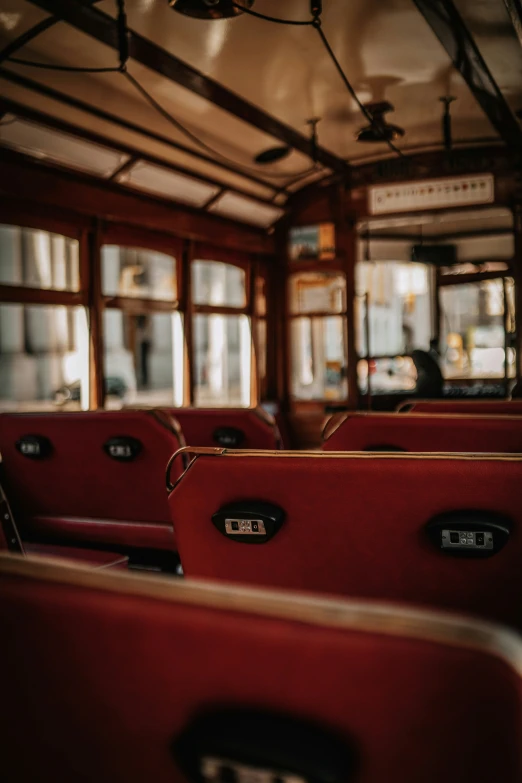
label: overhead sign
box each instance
[369,174,494,214]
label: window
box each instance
[192,258,251,407]
[289,272,348,401]
[103,310,183,408]
[355,260,433,392]
[192,260,246,308]
[0,303,89,411]
[440,278,516,379]
[101,241,183,408]
[0,224,79,291]
[102,245,177,302]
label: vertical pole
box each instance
[338,206,360,411]
[513,204,522,387]
[86,220,104,409]
[364,292,372,410]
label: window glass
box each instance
[357,357,417,394]
[0,304,88,411]
[192,260,246,308]
[289,272,346,315]
[440,279,513,379]
[290,316,347,401]
[0,225,79,291]
[103,310,184,408]
[101,245,177,301]
[193,314,251,407]
[356,261,432,356]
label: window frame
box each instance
[99,225,184,408]
[287,268,349,403]
[189,243,257,407]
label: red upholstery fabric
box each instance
[23,543,129,569]
[0,411,183,551]
[1,479,128,567]
[398,399,522,415]
[322,412,522,452]
[170,452,522,627]
[1,555,521,783]
[162,407,282,449]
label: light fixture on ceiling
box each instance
[356,101,404,143]
[254,117,321,166]
[168,0,254,19]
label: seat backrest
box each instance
[398,399,522,414]
[1,554,521,783]
[0,481,24,553]
[322,412,522,452]
[0,410,184,551]
[168,449,522,628]
[161,407,282,449]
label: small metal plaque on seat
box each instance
[441,529,494,551]
[225,519,266,536]
[15,435,52,459]
[201,756,306,783]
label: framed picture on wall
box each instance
[288,223,336,261]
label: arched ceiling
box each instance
[0,0,521,227]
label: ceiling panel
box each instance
[0,112,128,175]
[208,191,284,227]
[95,0,497,156]
[0,0,511,194]
[118,159,220,206]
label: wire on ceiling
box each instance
[231,0,404,159]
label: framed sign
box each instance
[289,223,336,261]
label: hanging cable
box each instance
[313,22,404,158]
[123,69,319,180]
[233,0,404,159]
[230,1,314,26]
[116,0,129,72]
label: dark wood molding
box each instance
[412,0,522,148]
[26,0,349,176]
[0,285,84,306]
[0,97,279,207]
[438,270,511,286]
[513,204,522,384]
[0,149,275,254]
[362,228,512,242]
[0,66,278,197]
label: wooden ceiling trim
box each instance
[0,66,279,197]
[0,149,275,254]
[26,0,349,176]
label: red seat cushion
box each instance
[399,399,522,414]
[0,410,183,551]
[1,554,521,783]
[23,543,128,569]
[322,412,522,452]
[169,451,522,628]
[163,407,282,449]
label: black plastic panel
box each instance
[212,501,285,544]
[15,435,52,460]
[173,708,358,783]
[213,427,245,448]
[103,436,142,462]
[426,510,512,558]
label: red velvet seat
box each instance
[168,449,522,628]
[0,480,128,569]
[1,553,521,783]
[159,407,283,449]
[0,410,184,553]
[322,411,522,452]
[397,399,522,414]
